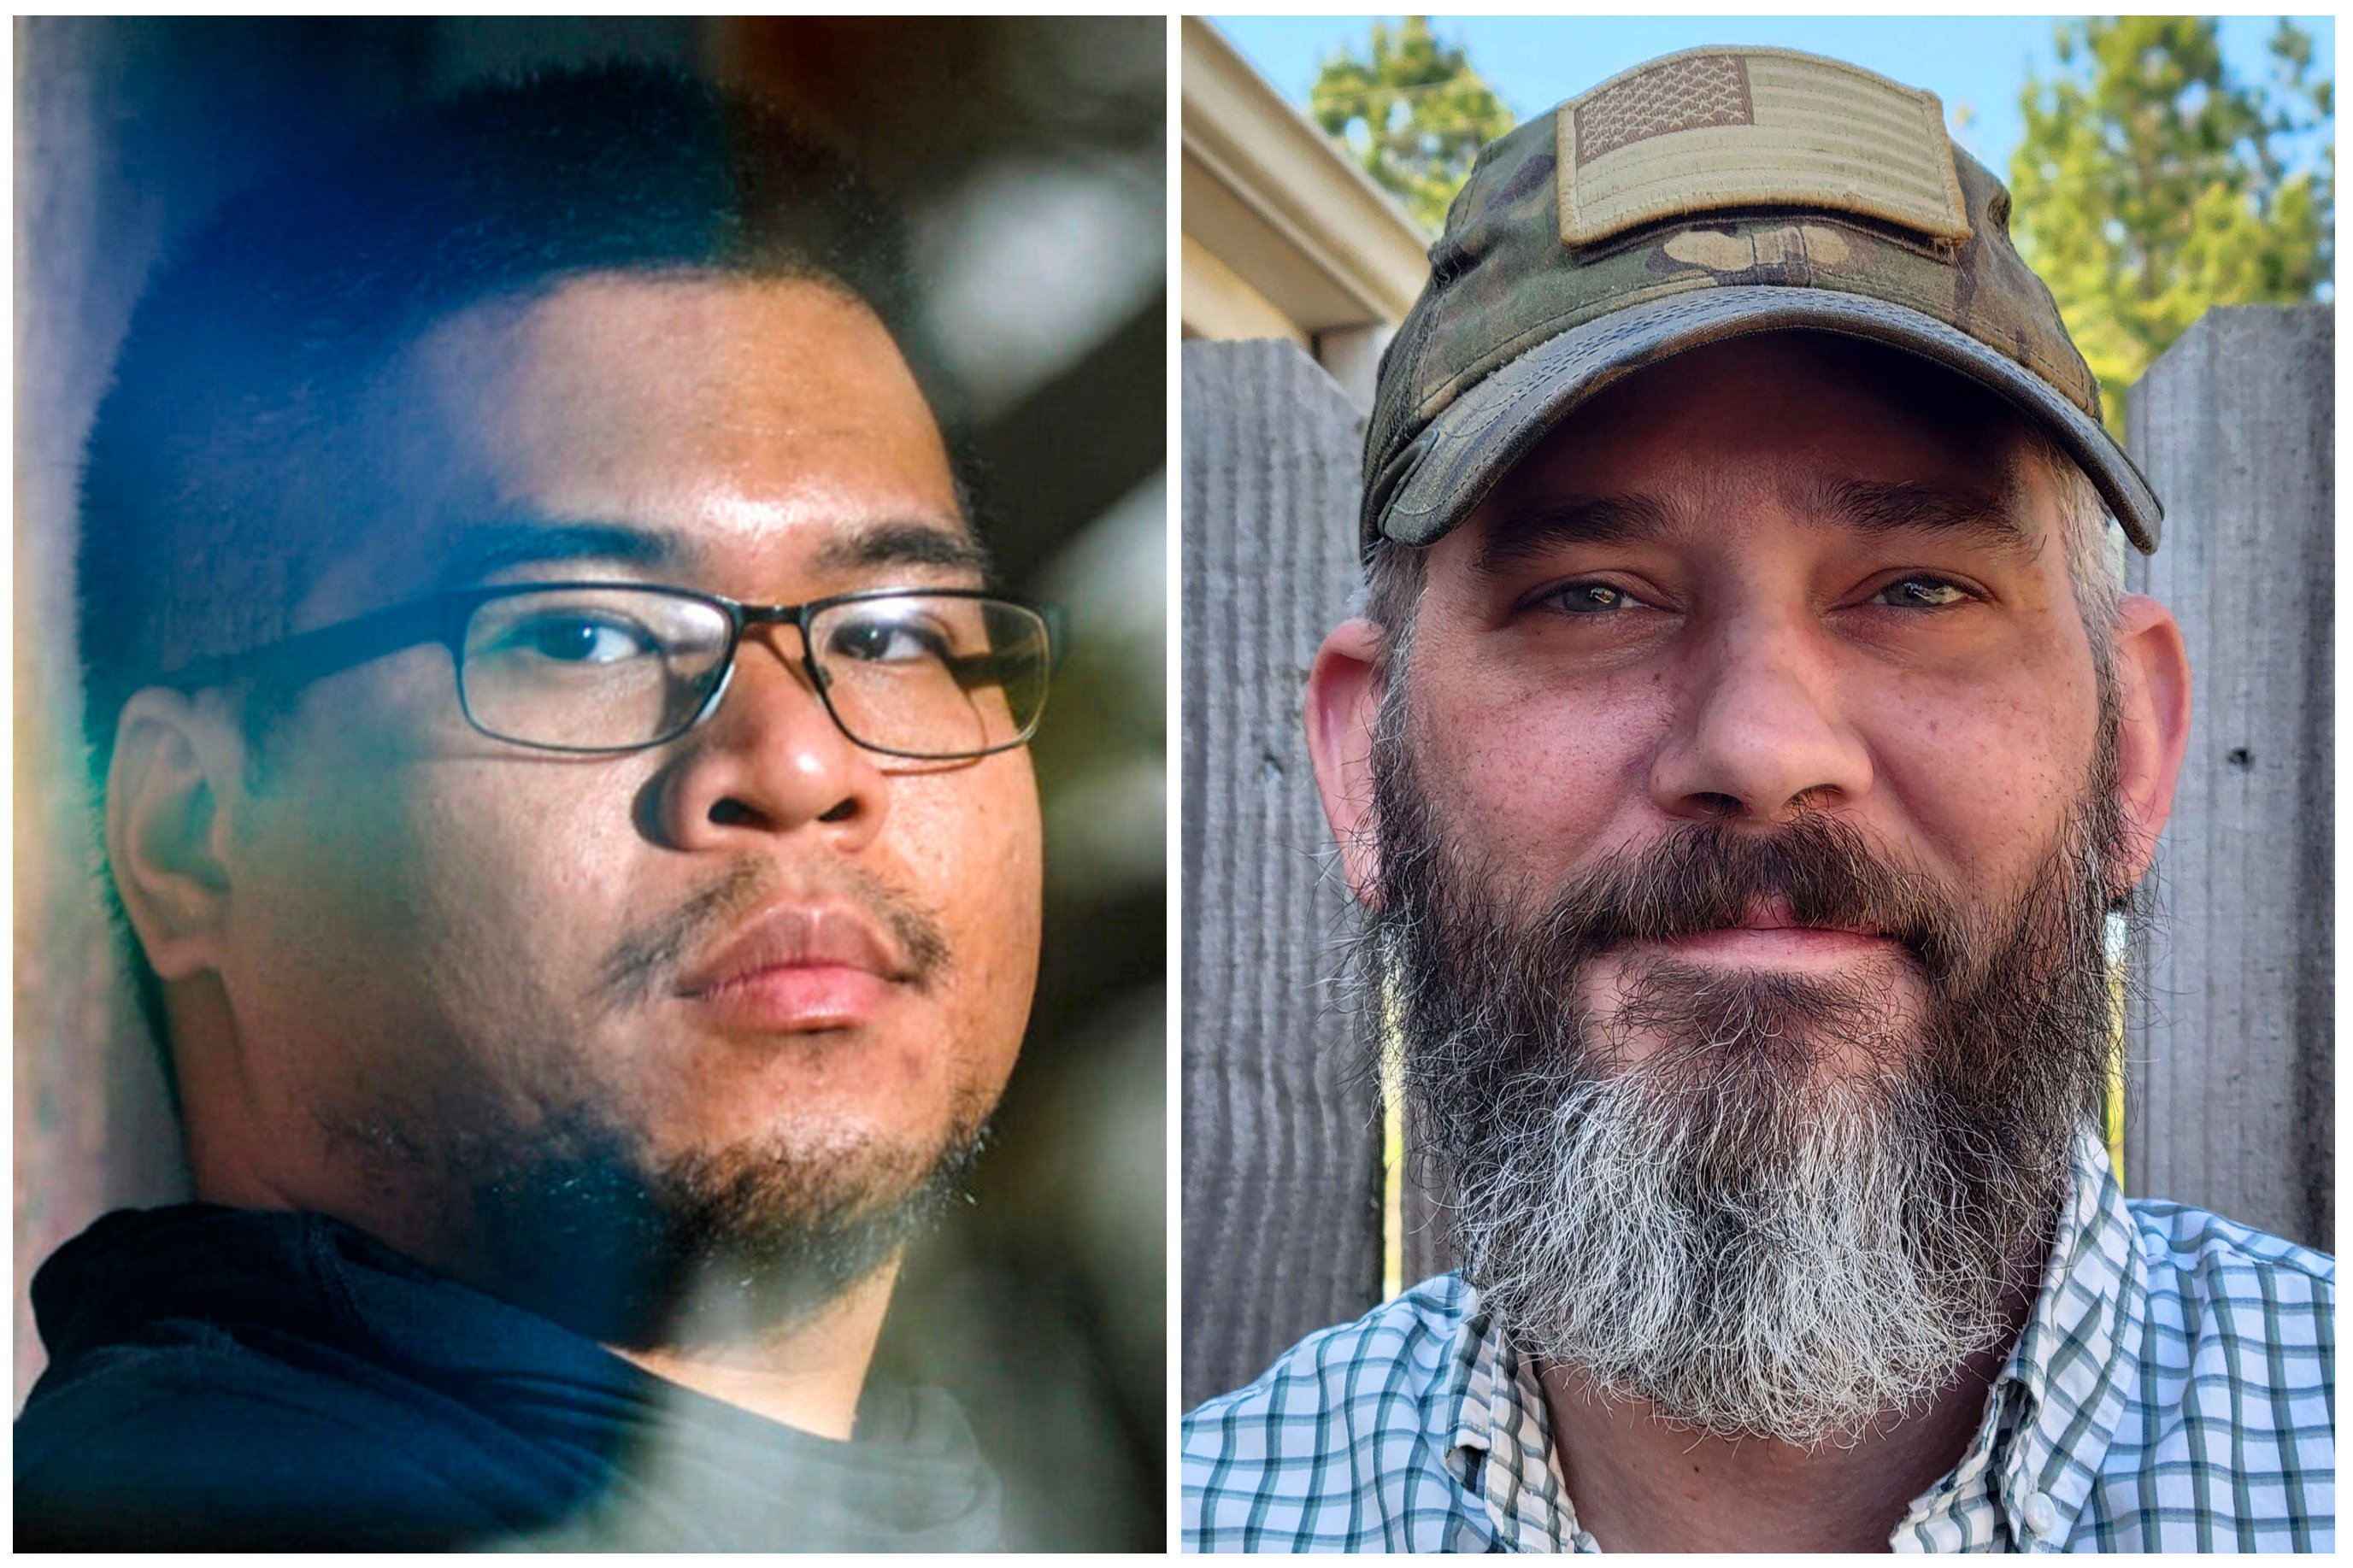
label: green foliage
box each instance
[2010,16,2332,432]
[1309,17,1513,234]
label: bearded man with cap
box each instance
[1180,47,2332,1553]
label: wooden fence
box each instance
[2122,305,2333,1251]
[1179,343,1381,1410]
[1179,308,2335,1410]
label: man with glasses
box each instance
[19,65,1051,1550]
[1184,46,2329,1553]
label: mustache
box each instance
[1401,811,1970,985]
[593,859,952,1011]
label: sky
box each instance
[1209,15,2335,185]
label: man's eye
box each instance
[1874,578,1973,609]
[515,614,658,663]
[826,618,950,665]
[1546,582,1630,614]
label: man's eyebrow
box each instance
[1474,494,1679,578]
[1474,479,2037,578]
[435,519,680,587]
[811,520,991,578]
[1809,478,2038,555]
[431,516,991,590]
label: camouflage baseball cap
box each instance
[1362,46,2163,557]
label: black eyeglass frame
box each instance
[150,581,1065,761]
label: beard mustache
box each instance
[460,1096,992,1351]
[321,1083,992,1352]
[1363,684,2127,1448]
[313,857,981,1351]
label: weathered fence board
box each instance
[1179,341,1380,1407]
[2123,304,2333,1252]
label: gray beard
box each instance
[1430,1043,2062,1447]
[1367,690,2125,1448]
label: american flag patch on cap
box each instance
[1557,48,1971,250]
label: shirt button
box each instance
[2022,1490,2058,1537]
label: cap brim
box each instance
[1374,285,2162,555]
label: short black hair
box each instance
[76,61,943,1068]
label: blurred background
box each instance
[15,17,1164,1549]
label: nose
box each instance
[1647,607,1874,823]
[648,626,889,851]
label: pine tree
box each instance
[1309,17,1513,234]
[2010,17,2332,431]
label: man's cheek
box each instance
[1426,682,1656,844]
[918,776,1043,1059]
[914,758,1040,890]
[1879,730,2079,879]
[361,784,609,1029]
[239,789,432,993]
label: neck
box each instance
[1538,1341,2011,1553]
[608,1261,899,1440]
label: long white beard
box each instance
[1449,1055,2049,1447]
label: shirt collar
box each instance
[1444,1304,1587,1551]
[1972,1125,2148,1546]
[1439,1124,2144,1552]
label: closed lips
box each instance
[677,903,911,996]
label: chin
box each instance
[668,1055,979,1163]
[453,1080,997,1347]
[1586,951,1927,1081]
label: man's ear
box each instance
[2107,593,2192,894]
[104,689,246,982]
[1303,617,1390,907]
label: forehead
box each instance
[1466,332,2041,541]
[323,272,967,598]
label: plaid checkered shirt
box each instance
[1182,1128,2333,1551]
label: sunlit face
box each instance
[1382,333,2108,1070]
[1301,332,2190,1442]
[202,274,1042,1307]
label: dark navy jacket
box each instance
[15,1205,999,1550]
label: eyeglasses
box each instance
[152,583,1061,761]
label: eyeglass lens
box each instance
[457,588,1050,757]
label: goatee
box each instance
[1364,690,2126,1447]
[321,1087,991,1350]
[468,1103,991,1350]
